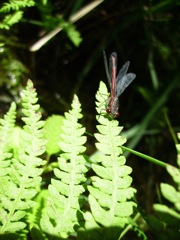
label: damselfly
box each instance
[103,51,136,118]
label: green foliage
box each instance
[150,133,180,239]
[0,0,35,12]
[0,11,23,30]
[60,20,82,47]
[44,114,65,156]
[1,78,180,239]
[40,95,88,238]
[0,80,46,234]
[36,1,82,47]
[82,82,137,239]
[0,102,16,168]
[127,217,148,240]
[26,189,48,240]
[1,0,179,238]
[0,0,35,29]
[0,0,82,46]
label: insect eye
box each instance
[106,108,111,114]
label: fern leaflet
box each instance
[0,0,35,12]
[0,103,17,232]
[0,11,23,30]
[0,102,16,174]
[152,133,180,238]
[41,95,88,238]
[0,0,35,29]
[0,80,46,234]
[85,81,137,239]
[44,114,65,156]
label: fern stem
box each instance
[118,213,141,239]
[121,146,167,168]
[163,108,178,145]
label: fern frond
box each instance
[26,189,48,239]
[152,133,180,238]
[0,103,17,233]
[0,80,46,234]
[0,0,35,13]
[44,114,65,156]
[62,21,82,47]
[85,81,137,238]
[41,95,88,238]
[0,0,35,29]
[0,102,16,176]
[0,102,17,232]
[0,11,23,30]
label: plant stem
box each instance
[121,146,167,168]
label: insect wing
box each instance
[116,61,130,85]
[103,51,111,87]
[116,73,136,97]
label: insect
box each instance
[103,51,136,118]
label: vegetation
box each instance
[0,0,179,239]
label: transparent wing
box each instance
[116,61,130,86]
[116,73,136,97]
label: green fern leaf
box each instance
[0,0,35,29]
[151,133,180,237]
[26,189,48,239]
[0,0,35,12]
[85,81,137,238]
[65,23,82,47]
[0,80,46,234]
[59,20,82,47]
[44,115,65,156]
[0,102,16,179]
[0,11,23,29]
[41,95,88,238]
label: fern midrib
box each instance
[63,152,77,217]
[60,113,82,228]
